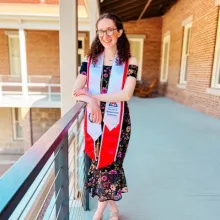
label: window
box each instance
[128,35,145,81]
[160,33,170,82]
[211,15,220,89]
[180,22,192,84]
[12,108,23,140]
[7,33,21,76]
[78,38,84,71]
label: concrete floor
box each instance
[86,97,220,220]
[1,97,220,219]
[0,154,22,177]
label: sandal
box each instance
[109,211,119,219]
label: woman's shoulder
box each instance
[128,56,138,66]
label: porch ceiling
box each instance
[100,0,177,22]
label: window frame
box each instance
[127,34,145,81]
[12,108,23,141]
[180,22,192,85]
[211,13,220,89]
[160,33,170,83]
[78,36,85,72]
[5,31,21,76]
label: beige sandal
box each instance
[109,211,119,219]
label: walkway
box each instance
[87,97,220,220]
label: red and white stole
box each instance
[84,53,128,169]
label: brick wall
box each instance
[0,30,10,75]
[0,108,60,153]
[82,32,90,56]
[124,18,162,81]
[0,29,60,77]
[162,0,220,118]
[26,30,60,76]
[0,108,24,154]
[1,30,89,77]
[0,108,14,147]
[31,108,60,143]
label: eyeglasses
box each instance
[96,28,117,37]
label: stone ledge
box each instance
[176,83,187,89]
[0,147,24,155]
[206,88,220,96]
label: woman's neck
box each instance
[104,47,117,61]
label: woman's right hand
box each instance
[87,98,102,124]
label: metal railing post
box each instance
[55,133,69,220]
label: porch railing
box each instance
[0,75,60,100]
[0,101,91,220]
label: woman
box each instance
[73,13,138,220]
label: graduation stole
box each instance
[84,53,128,169]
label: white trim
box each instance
[180,22,192,84]
[127,34,146,40]
[128,35,145,81]
[88,0,100,44]
[206,88,220,96]
[215,0,220,6]
[176,83,187,89]
[0,96,61,108]
[19,28,29,97]
[0,18,90,31]
[78,37,85,72]
[181,15,193,27]
[12,108,23,141]
[5,30,26,36]
[7,33,21,77]
[160,33,170,83]
[211,13,220,89]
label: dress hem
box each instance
[90,191,128,202]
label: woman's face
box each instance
[97,18,122,49]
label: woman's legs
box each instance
[108,201,119,219]
[93,200,119,220]
[108,200,119,212]
[93,201,108,220]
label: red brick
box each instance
[124,18,162,81]
[162,0,220,118]
[0,29,10,75]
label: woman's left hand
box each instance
[73,88,91,97]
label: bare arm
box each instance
[72,73,93,104]
[92,57,137,102]
[92,77,136,102]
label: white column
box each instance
[59,0,78,116]
[88,0,100,45]
[21,107,32,152]
[19,27,28,97]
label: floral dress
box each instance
[80,61,138,202]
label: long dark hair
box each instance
[87,13,131,65]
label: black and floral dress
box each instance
[80,61,138,202]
